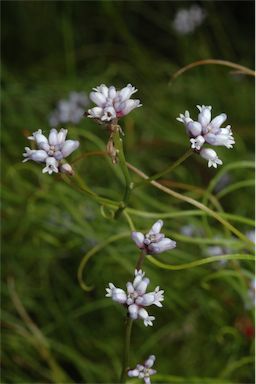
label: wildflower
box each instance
[49,91,88,126]
[128,355,156,384]
[200,148,223,169]
[22,128,79,175]
[106,270,164,327]
[177,105,235,168]
[131,220,176,254]
[87,84,142,123]
[172,5,206,35]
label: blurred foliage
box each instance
[2,1,255,383]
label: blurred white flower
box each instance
[172,5,206,35]
[106,270,164,327]
[23,128,79,175]
[214,173,232,193]
[246,230,255,244]
[206,240,232,267]
[49,91,88,126]
[87,84,142,123]
[177,105,235,168]
[128,355,156,384]
[180,224,202,237]
[247,278,255,308]
[131,220,176,254]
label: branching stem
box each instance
[134,148,193,188]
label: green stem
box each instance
[65,173,118,208]
[127,162,254,251]
[112,129,134,218]
[147,253,254,271]
[136,250,147,270]
[120,317,133,383]
[134,148,193,188]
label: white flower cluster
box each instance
[132,220,176,254]
[106,270,164,327]
[23,128,79,175]
[49,91,88,126]
[172,5,206,35]
[177,105,235,168]
[87,84,142,123]
[128,355,156,384]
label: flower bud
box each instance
[61,140,80,157]
[60,163,74,176]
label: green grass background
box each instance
[2,1,255,383]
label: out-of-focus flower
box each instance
[246,230,255,244]
[23,128,79,175]
[214,173,232,193]
[177,105,235,168]
[172,5,206,35]
[87,84,141,123]
[247,278,255,308]
[49,91,88,126]
[128,355,156,384]
[131,220,176,254]
[206,239,234,267]
[106,270,164,327]
[180,224,203,237]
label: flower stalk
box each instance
[112,127,134,218]
[120,317,133,383]
[136,250,147,270]
[134,148,193,188]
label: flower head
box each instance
[106,270,164,327]
[87,84,142,123]
[131,220,176,254]
[49,91,88,126]
[128,355,157,384]
[172,5,206,35]
[177,105,235,168]
[23,128,79,175]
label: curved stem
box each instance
[171,59,255,81]
[120,317,133,383]
[112,129,134,218]
[126,162,254,251]
[61,173,118,208]
[134,148,193,188]
[216,179,254,199]
[201,160,254,240]
[123,210,136,231]
[147,253,254,271]
[77,232,130,291]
